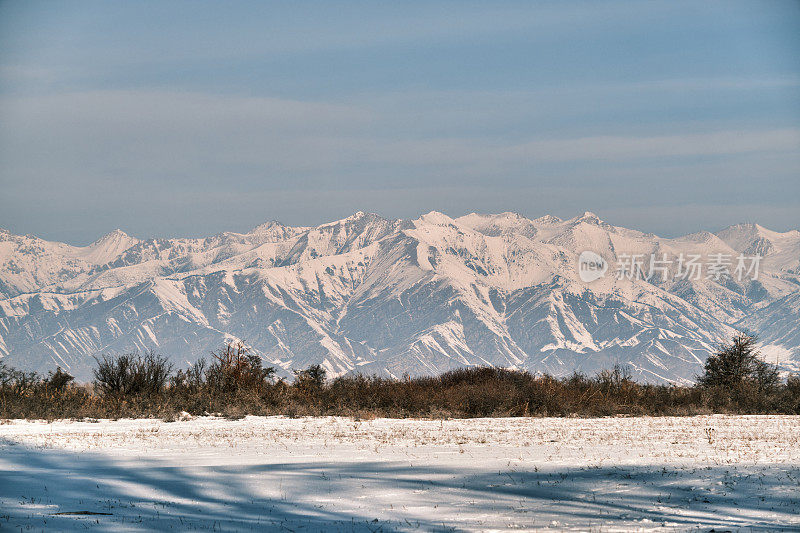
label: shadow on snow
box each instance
[1,438,798,531]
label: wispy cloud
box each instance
[2,90,798,183]
[1,1,799,243]
[505,129,800,161]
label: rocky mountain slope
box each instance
[1,212,798,383]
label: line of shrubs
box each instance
[1,335,798,420]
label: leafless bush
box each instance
[93,352,173,398]
[44,367,74,392]
[204,342,275,395]
[2,338,800,420]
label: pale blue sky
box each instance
[1,0,798,243]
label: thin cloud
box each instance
[1,90,798,178]
[505,129,800,162]
[1,88,798,242]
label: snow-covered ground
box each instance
[1,415,799,531]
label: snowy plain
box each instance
[1,415,799,531]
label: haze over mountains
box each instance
[1,211,798,383]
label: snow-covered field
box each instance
[1,415,799,531]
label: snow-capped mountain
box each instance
[1,212,798,383]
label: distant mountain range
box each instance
[1,211,798,383]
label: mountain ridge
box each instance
[1,211,798,383]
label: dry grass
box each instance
[2,357,799,421]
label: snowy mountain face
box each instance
[1,212,799,383]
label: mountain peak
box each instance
[251,220,285,233]
[341,211,386,224]
[417,211,456,226]
[456,212,538,238]
[576,211,602,224]
[88,229,136,248]
[716,222,800,259]
[320,211,390,230]
[532,215,562,225]
[77,229,139,264]
[490,211,525,220]
[457,211,526,224]
[97,228,130,241]
[718,222,799,239]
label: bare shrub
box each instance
[93,352,173,398]
[44,367,74,392]
[781,374,800,413]
[293,364,326,397]
[0,361,39,393]
[294,364,326,388]
[2,339,799,419]
[205,342,275,395]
